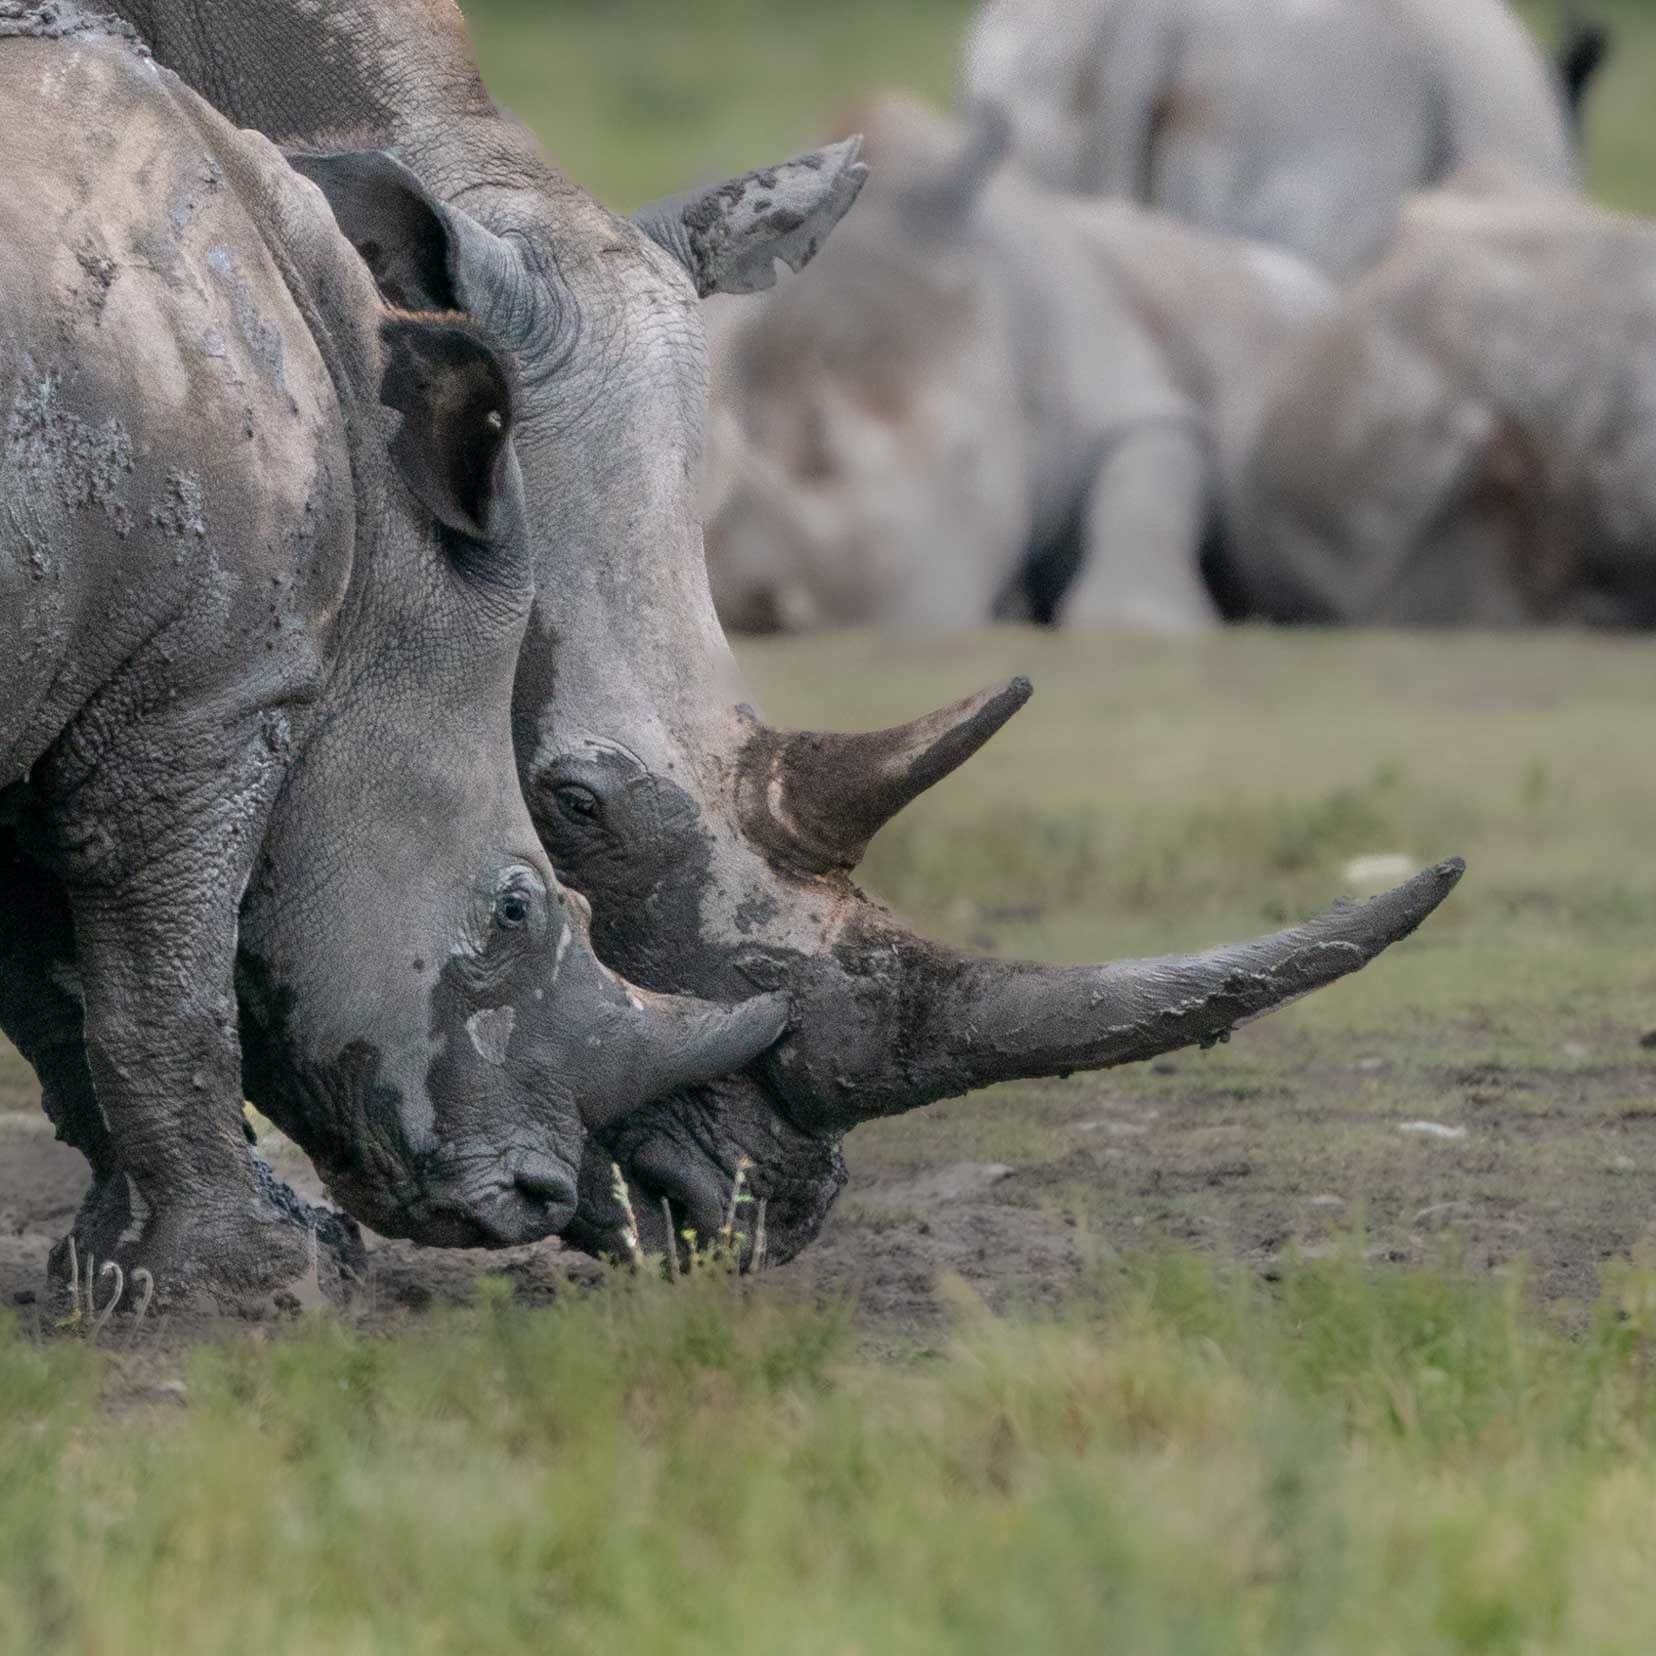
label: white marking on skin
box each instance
[117,1173,148,1248]
[466,1007,517,1068]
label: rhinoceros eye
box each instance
[491,868,543,932]
[553,784,600,824]
[495,891,532,929]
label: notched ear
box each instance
[289,149,517,321]
[632,136,869,299]
[379,316,517,545]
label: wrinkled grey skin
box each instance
[1227,177,1656,628]
[961,0,1581,281]
[0,20,788,1307]
[98,0,1465,1269]
[705,95,1338,636]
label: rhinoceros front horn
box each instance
[769,859,1466,1134]
[738,677,1034,873]
[584,989,793,1131]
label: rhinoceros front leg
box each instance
[1057,419,1221,634]
[41,730,316,1312]
[0,821,114,1182]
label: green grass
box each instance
[17,1250,1656,1651]
[462,0,1656,216]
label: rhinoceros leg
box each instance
[1057,419,1220,634]
[0,821,113,1182]
[39,725,321,1312]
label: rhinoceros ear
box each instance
[632,137,869,298]
[379,316,518,546]
[289,149,516,319]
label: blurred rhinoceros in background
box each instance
[705,94,1336,636]
[1225,177,1656,628]
[960,0,1596,281]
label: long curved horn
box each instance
[770,859,1465,1132]
[738,678,1034,873]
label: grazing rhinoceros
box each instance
[960,0,1591,280]
[704,95,1337,636]
[95,0,1464,1269]
[0,14,788,1306]
[1223,177,1656,628]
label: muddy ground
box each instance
[6,628,1656,1348]
[7,1020,1655,1350]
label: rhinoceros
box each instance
[960,0,1590,281]
[0,14,789,1305]
[95,0,1465,1268]
[703,94,1338,637]
[1223,176,1656,628]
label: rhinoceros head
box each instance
[234,168,788,1248]
[295,138,1461,1265]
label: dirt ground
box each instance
[8,1023,1654,1351]
[6,628,1656,1347]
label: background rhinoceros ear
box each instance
[632,137,869,298]
[289,149,515,318]
[378,317,518,545]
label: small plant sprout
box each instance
[610,1162,646,1269]
[91,1260,124,1345]
[661,1197,679,1282]
[720,1157,753,1253]
[127,1269,155,1349]
[55,1237,83,1335]
[751,1196,769,1275]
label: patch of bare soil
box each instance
[8,1030,1656,1355]
[801,1040,1656,1337]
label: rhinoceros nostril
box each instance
[513,1164,578,1215]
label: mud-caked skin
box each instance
[97,0,1465,1270]
[0,21,789,1308]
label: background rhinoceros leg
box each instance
[0,820,114,1183]
[1056,419,1220,633]
[39,722,314,1311]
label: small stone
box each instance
[1563,1042,1590,1061]
[1612,1154,1637,1174]
[1151,1059,1180,1076]
[1398,1121,1468,1142]
[1355,1056,1385,1073]
[1308,1194,1345,1210]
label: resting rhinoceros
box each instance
[1222,176,1656,628]
[704,94,1337,636]
[0,14,788,1306]
[96,0,1465,1269]
[960,0,1590,281]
